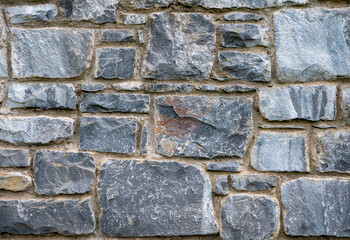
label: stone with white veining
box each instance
[5,4,57,24]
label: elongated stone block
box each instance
[0,173,31,191]
[5,4,57,24]
[231,174,276,191]
[0,149,29,167]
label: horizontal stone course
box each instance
[0,149,29,167]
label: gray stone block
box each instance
[81,83,105,92]
[146,83,194,93]
[342,87,350,125]
[0,49,7,78]
[207,162,239,172]
[215,175,228,195]
[113,82,144,91]
[101,30,134,42]
[199,85,220,92]
[123,14,146,24]
[132,0,172,8]
[224,12,263,21]
[0,149,29,167]
[5,4,57,24]
[141,126,147,155]
[222,85,256,93]
[0,173,31,191]
[231,174,276,191]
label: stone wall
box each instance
[0,0,349,239]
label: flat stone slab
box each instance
[132,0,172,8]
[0,173,31,191]
[224,12,263,21]
[123,14,146,24]
[207,161,239,172]
[222,85,256,93]
[282,178,350,237]
[81,83,105,92]
[0,199,95,235]
[101,30,134,42]
[141,126,148,155]
[215,175,228,195]
[113,82,144,91]
[231,174,276,191]
[342,87,350,125]
[98,160,218,237]
[5,4,57,24]
[34,150,95,195]
[155,96,253,159]
[146,84,194,93]
[0,149,29,167]
[143,13,215,80]
[0,49,7,78]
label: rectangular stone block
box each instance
[102,30,134,42]
[5,4,57,24]
[0,149,29,167]
[342,87,350,125]
[231,174,276,191]
[224,12,263,21]
[207,161,239,172]
[0,49,7,78]
[123,14,146,24]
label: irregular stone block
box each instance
[11,28,93,79]
[0,149,29,167]
[222,85,256,93]
[231,174,276,191]
[123,14,146,24]
[282,178,350,237]
[80,117,137,153]
[80,93,150,113]
[81,83,105,92]
[0,49,7,78]
[259,86,337,121]
[0,173,31,191]
[113,82,144,91]
[221,194,279,240]
[132,0,172,8]
[207,162,239,172]
[312,123,336,129]
[274,8,350,82]
[98,160,218,237]
[146,83,194,93]
[143,13,215,80]
[156,96,253,159]
[342,87,350,125]
[101,30,134,42]
[198,85,220,92]
[96,48,135,79]
[141,126,147,155]
[7,84,77,110]
[251,133,309,172]
[224,12,263,21]
[0,199,95,235]
[259,125,305,130]
[5,4,57,24]
[34,150,95,195]
[219,51,271,82]
[215,175,228,196]
[0,117,74,145]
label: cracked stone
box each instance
[5,4,57,24]
[207,162,239,172]
[0,173,31,191]
[101,30,134,42]
[224,12,263,21]
[0,149,29,167]
[214,175,228,196]
[231,174,276,191]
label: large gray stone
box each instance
[132,0,172,8]
[5,4,57,24]
[143,13,215,80]
[7,84,77,110]
[0,199,95,235]
[0,117,74,145]
[221,194,279,240]
[224,12,263,21]
[98,159,218,237]
[11,28,93,79]
[101,30,134,42]
[155,96,253,159]
[231,174,276,191]
[282,178,350,237]
[342,87,350,125]
[259,86,337,121]
[274,8,350,82]
[251,133,309,172]
[0,49,7,78]
[0,149,29,167]
[34,150,95,196]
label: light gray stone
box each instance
[113,82,144,91]
[0,149,29,167]
[224,12,263,21]
[222,85,256,93]
[207,162,239,172]
[342,87,350,125]
[138,30,144,43]
[231,174,276,191]
[215,175,228,195]
[0,173,31,191]
[312,123,336,129]
[98,159,218,237]
[146,83,194,93]
[81,83,105,92]
[198,85,220,92]
[0,48,7,78]
[141,126,147,155]
[5,4,57,24]
[132,0,172,8]
[123,14,146,24]
[101,30,134,42]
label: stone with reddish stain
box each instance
[155,96,253,159]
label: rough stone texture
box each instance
[222,85,256,93]
[224,12,263,21]
[11,28,94,79]
[219,51,271,82]
[132,0,172,8]
[80,117,137,153]
[342,87,350,125]
[143,13,215,80]
[282,178,350,237]
[123,14,146,24]
[207,162,239,172]
[96,48,135,79]
[221,194,279,240]
[81,83,105,92]
[113,82,144,91]
[259,86,337,121]
[155,96,253,159]
[101,30,134,42]
[0,49,7,78]
[146,84,194,93]
[138,30,144,43]
[214,175,228,196]
[231,174,276,191]
[259,125,305,130]
[7,84,77,110]
[80,93,150,113]
[5,4,57,24]
[98,159,218,237]
[0,117,74,145]
[34,150,95,195]
[141,126,147,155]
[0,149,29,167]
[219,24,268,48]
[251,133,309,172]
[0,199,95,235]
[0,173,31,191]
[274,8,350,82]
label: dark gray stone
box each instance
[96,48,135,79]
[214,175,228,196]
[222,85,256,93]
[0,149,29,167]
[80,117,137,153]
[5,4,57,24]
[231,174,276,191]
[34,150,95,196]
[155,96,253,159]
[207,162,239,172]
[219,51,271,82]
[7,84,77,110]
[224,12,263,21]
[141,126,147,155]
[81,83,105,92]
[274,8,350,82]
[132,0,172,8]
[98,160,218,237]
[123,14,146,24]
[259,125,305,130]
[143,13,215,80]
[11,28,93,79]
[251,133,309,172]
[80,93,150,113]
[113,82,144,91]
[259,86,337,121]
[342,87,350,125]
[221,194,279,240]
[0,199,95,235]
[101,30,134,42]
[282,178,350,237]
[198,85,220,92]
[0,49,7,78]
[146,84,194,93]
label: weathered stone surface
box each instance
[207,162,239,172]
[143,13,215,80]
[156,96,253,159]
[221,194,279,240]
[81,83,105,92]
[7,84,77,110]
[251,133,309,172]
[0,117,74,145]
[0,49,7,78]
[215,175,228,196]
[101,30,134,42]
[219,51,271,82]
[219,24,268,48]
[11,28,93,79]
[315,132,350,173]
[342,87,350,125]
[199,85,220,92]
[0,149,29,167]
[231,174,276,191]
[113,82,144,91]
[224,12,263,21]
[96,48,135,79]
[274,8,350,82]
[132,0,172,8]
[282,178,350,237]
[0,199,95,235]
[98,160,218,237]
[80,117,137,153]
[0,173,31,191]
[141,126,147,155]
[5,4,57,24]
[259,125,305,130]
[123,14,146,24]
[138,30,144,43]
[259,86,337,121]
[222,85,256,93]
[146,84,194,93]
[312,123,336,129]
[34,150,95,195]
[80,93,150,113]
